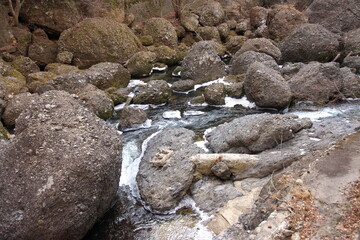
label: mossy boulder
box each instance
[79,87,114,120]
[154,46,183,66]
[0,60,27,98]
[133,80,172,104]
[11,27,32,56]
[143,18,178,48]
[11,56,40,78]
[45,63,80,75]
[58,18,142,69]
[126,51,157,77]
[0,6,14,49]
[28,29,58,67]
[0,122,9,140]
[26,72,58,84]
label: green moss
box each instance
[0,122,9,140]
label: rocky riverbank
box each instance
[0,0,359,239]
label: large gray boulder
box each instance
[244,62,292,109]
[305,0,360,34]
[206,113,312,154]
[142,18,178,48]
[230,50,279,75]
[0,90,122,240]
[288,62,360,103]
[279,24,340,63]
[137,128,201,212]
[132,80,172,105]
[181,41,226,84]
[58,18,142,69]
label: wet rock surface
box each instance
[0,90,122,240]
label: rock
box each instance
[217,23,230,40]
[175,25,186,38]
[58,18,142,69]
[133,80,171,104]
[288,62,360,103]
[56,51,73,64]
[140,35,154,46]
[204,83,226,105]
[305,0,360,34]
[78,87,114,120]
[137,128,200,211]
[51,73,89,94]
[119,106,147,129]
[280,62,305,80]
[181,41,226,84]
[0,6,14,50]
[198,0,225,26]
[268,5,308,41]
[225,36,247,54]
[10,27,32,56]
[171,80,195,92]
[0,90,122,240]
[2,93,38,127]
[127,51,156,77]
[207,40,227,56]
[28,29,58,67]
[342,56,360,74]
[197,26,221,42]
[343,28,360,56]
[190,179,242,212]
[230,51,279,75]
[26,72,57,93]
[181,12,199,32]
[0,60,27,98]
[250,6,269,29]
[235,21,251,35]
[154,46,181,66]
[84,62,131,90]
[190,153,259,177]
[225,82,244,98]
[236,38,282,62]
[0,121,9,140]
[11,56,40,78]
[211,162,232,180]
[106,87,129,105]
[44,63,79,76]
[206,113,312,153]
[190,95,205,105]
[142,18,177,48]
[244,62,292,109]
[279,24,340,63]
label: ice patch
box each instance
[310,137,321,141]
[162,110,182,119]
[292,107,342,121]
[121,119,152,132]
[127,80,146,88]
[194,77,230,91]
[223,96,256,108]
[195,141,210,153]
[152,65,168,72]
[114,102,126,111]
[183,110,206,116]
[172,71,181,77]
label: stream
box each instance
[83,66,360,240]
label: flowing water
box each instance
[84,67,360,240]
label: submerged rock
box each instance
[0,90,122,240]
[137,128,201,212]
[206,113,312,154]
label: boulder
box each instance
[268,5,308,41]
[11,56,40,78]
[236,38,282,62]
[0,90,122,240]
[132,80,171,105]
[342,56,360,74]
[288,62,360,103]
[26,72,58,85]
[171,80,195,92]
[142,18,177,48]
[197,26,221,42]
[137,128,200,212]
[45,63,79,76]
[78,87,114,120]
[206,113,312,153]
[280,24,340,63]
[0,60,27,98]
[181,41,226,84]
[217,23,230,40]
[249,6,268,29]
[244,62,292,109]
[225,36,247,54]
[343,28,360,56]
[280,62,305,80]
[235,21,251,35]
[58,18,142,69]
[11,27,32,56]
[305,0,360,34]
[225,82,244,98]
[119,106,147,129]
[0,6,14,49]
[197,0,225,27]
[230,51,279,75]
[2,93,38,127]
[56,51,73,65]
[154,46,182,66]
[204,83,226,105]
[190,179,242,212]
[181,12,200,32]
[190,153,259,177]
[28,29,58,67]
[126,51,156,77]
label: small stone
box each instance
[56,51,73,64]
[295,179,303,185]
[211,161,232,180]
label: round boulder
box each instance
[279,23,340,63]
[204,83,226,105]
[78,87,114,120]
[142,18,178,48]
[244,62,292,109]
[133,80,172,105]
[119,106,147,129]
[58,18,142,69]
[126,51,157,78]
[236,38,282,62]
[0,90,122,240]
[198,0,225,27]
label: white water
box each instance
[291,107,342,121]
[162,110,182,119]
